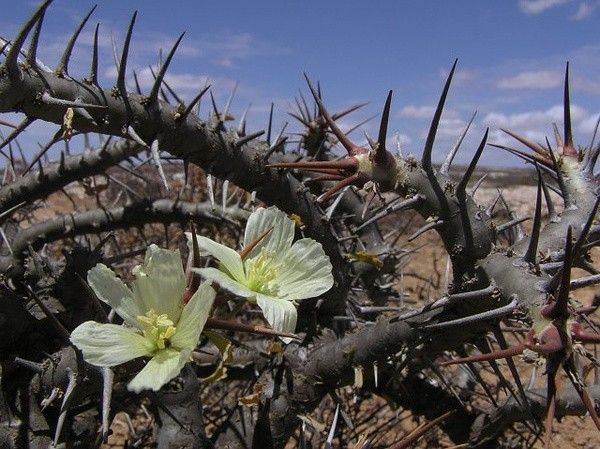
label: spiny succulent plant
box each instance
[0,2,598,449]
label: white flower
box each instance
[70,244,215,393]
[192,206,333,340]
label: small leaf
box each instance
[200,330,233,384]
[265,341,284,354]
[353,366,364,389]
[62,107,75,140]
[238,383,263,406]
[346,251,384,269]
[288,213,303,227]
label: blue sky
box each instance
[2,0,600,167]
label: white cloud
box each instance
[496,70,562,89]
[439,67,478,86]
[389,132,412,151]
[399,105,459,120]
[483,103,597,146]
[483,104,587,129]
[399,105,436,119]
[518,0,573,14]
[571,1,600,19]
[578,113,600,134]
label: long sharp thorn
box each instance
[147,32,185,106]
[562,359,600,431]
[440,110,477,175]
[126,125,148,148]
[56,5,97,77]
[288,112,310,128]
[563,62,575,154]
[54,368,78,446]
[441,343,525,366]
[132,70,142,94]
[539,174,556,220]
[544,364,559,449]
[343,114,377,137]
[490,143,553,169]
[180,85,211,123]
[305,174,345,183]
[206,174,215,210]
[100,367,114,441]
[4,0,52,81]
[390,411,454,449]
[545,137,572,207]
[496,216,531,233]
[88,23,100,85]
[493,327,535,418]
[0,117,36,155]
[325,404,340,449]
[523,168,543,264]
[457,129,488,196]
[110,32,120,74]
[471,173,487,196]
[209,90,220,120]
[552,123,563,149]
[150,139,169,191]
[24,128,62,175]
[239,227,273,260]
[268,158,357,171]
[298,90,311,121]
[589,114,600,150]
[572,196,600,257]
[552,226,573,320]
[422,296,518,330]
[205,317,298,339]
[26,8,45,68]
[40,92,106,110]
[407,220,444,242]
[501,128,548,157]
[325,185,350,220]
[456,129,488,253]
[423,59,457,172]
[238,103,250,136]
[266,102,274,145]
[570,273,600,290]
[117,11,137,110]
[234,130,265,150]
[331,101,369,121]
[304,73,359,155]
[355,195,423,232]
[222,81,238,120]
[317,173,361,203]
[221,179,229,213]
[375,90,393,166]
[422,59,457,219]
[293,96,307,121]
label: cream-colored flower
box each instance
[70,245,215,393]
[192,206,333,340]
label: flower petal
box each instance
[195,236,246,283]
[70,321,154,367]
[171,283,215,350]
[256,294,297,343]
[87,264,140,328]
[131,244,186,322]
[243,207,295,258]
[127,348,190,393]
[276,238,334,300]
[193,267,255,299]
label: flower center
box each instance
[244,248,280,296]
[137,309,177,350]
